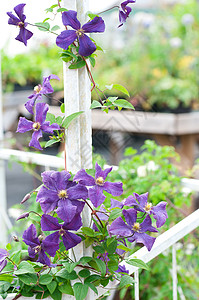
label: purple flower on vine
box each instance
[7,4,33,46]
[125,193,168,228]
[25,74,60,114]
[41,214,82,251]
[74,163,123,208]
[109,209,158,251]
[56,10,105,56]
[16,102,60,150]
[0,249,8,272]
[119,1,136,27]
[22,224,58,266]
[36,170,87,222]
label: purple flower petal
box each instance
[22,224,40,248]
[41,121,60,133]
[67,184,88,200]
[37,249,51,266]
[124,195,137,206]
[88,186,105,207]
[39,197,58,214]
[62,213,82,231]
[131,232,156,251]
[41,170,71,191]
[14,3,26,22]
[95,163,112,180]
[29,130,43,150]
[56,199,77,223]
[25,96,40,114]
[73,169,95,186]
[110,198,125,209]
[42,232,60,257]
[7,12,20,25]
[140,215,158,233]
[123,208,137,227]
[41,215,61,231]
[134,192,148,208]
[16,27,33,46]
[17,117,33,133]
[109,217,132,237]
[82,16,105,33]
[103,181,123,197]
[62,10,81,30]
[56,30,77,51]
[152,202,168,228]
[0,260,7,272]
[35,103,49,124]
[0,249,8,263]
[62,231,82,250]
[78,34,96,56]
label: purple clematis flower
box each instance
[25,74,60,114]
[56,10,105,57]
[116,264,129,275]
[0,249,8,272]
[109,208,158,251]
[74,163,123,208]
[36,170,87,223]
[7,4,33,46]
[125,193,168,228]
[22,224,59,267]
[17,102,60,150]
[110,198,125,209]
[119,0,136,27]
[41,214,82,251]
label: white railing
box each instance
[0,148,199,299]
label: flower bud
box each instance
[16,212,29,221]
[21,193,31,204]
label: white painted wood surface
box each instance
[0,53,7,245]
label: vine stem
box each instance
[27,23,58,35]
[97,6,119,15]
[83,199,104,227]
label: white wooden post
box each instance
[134,270,139,300]
[0,53,7,245]
[63,1,94,299]
[172,244,178,300]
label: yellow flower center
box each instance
[132,222,141,232]
[18,21,24,27]
[144,203,152,212]
[58,189,68,199]
[96,176,105,186]
[33,122,41,131]
[34,245,41,254]
[34,85,42,94]
[59,228,65,236]
[76,29,85,37]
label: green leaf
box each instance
[105,84,113,90]
[90,100,102,109]
[39,274,53,285]
[11,250,21,264]
[56,269,78,280]
[18,273,38,285]
[51,25,60,31]
[46,112,56,124]
[114,99,134,110]
[15,261,35,275]
[58,281,74,295]
[119,275,134,288]
[85,282,98,295]
[51,287,62,300]
[62,262,78,273]
[57,8,68,12]
[117,244,131,252]
[6,243,11,251]
[62,111,84,129]
[45,139,60,148]
[73,282,88,300]
[107,97,118,103]
[60,103,65,113]
[0,282,10,292]
[0,275,13,283]
[112,84,130,97]
[86,11,99,19]
[93,245,105,254]
[69,60,86,69]
[78,256,93,266]
[56,116,63,125]
[89,56,95,67]
[109,209,122,221]
[35,22,50,31]
[50,4,58,9]
[61,50,78,62]
[78,269,90,278]
[43,17,50,22]
[107,260,119,272]
[107,240,117,254]
[125,258,149,270]
[84,274,101,284]
[81,227,96,237]
[93,258,106,277]
[47,281,57,294]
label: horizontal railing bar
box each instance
[123,208,199,274]
[0,148,64,169]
